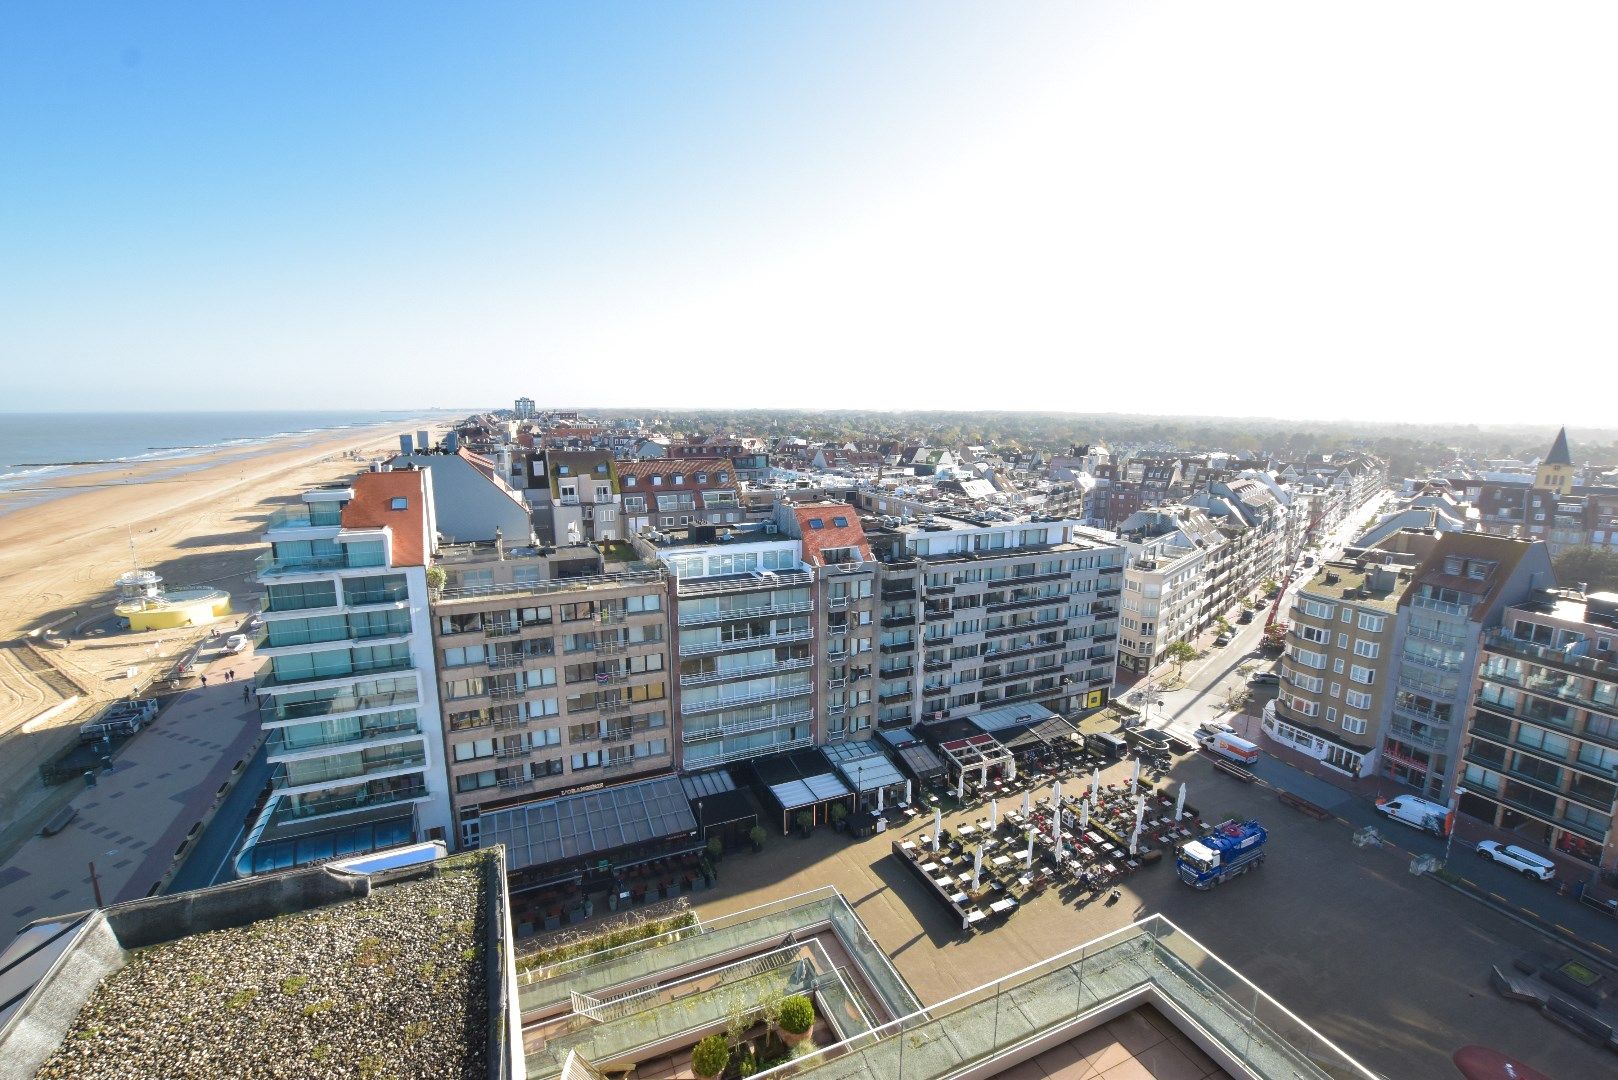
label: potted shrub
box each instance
[829,802,848,833]
[795,810,814,838]
[692,1034,730,1080]
[706,835,725,863]
[749,825,767,853]
[776,995,815,1045]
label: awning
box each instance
[681,768,737,800]
[769,774,852,811]
[968,702,1060,733]
[480,775,697,873]
[822,741,906,792]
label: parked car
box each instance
[1475,840,1556,881]
[1214,633,1232,646]
[1238,609,1255,624]
[1249,672,1280,686]
[1376,795,1449,836]
[224,634,250,654]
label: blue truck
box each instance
[1176,819,1268,889]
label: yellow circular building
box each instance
[113,571,232,631]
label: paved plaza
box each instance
[680,751,1612,1080]
[0,652,261,943]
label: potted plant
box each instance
[795,810,814,838]
[776,995,815,1045]
[749,825,767,853]
[706,835,725,863]
[829,802,848,833]
[692,1034,730,1080]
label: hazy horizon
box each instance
[5,3,1613,423]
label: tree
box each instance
[1553,547,1618,594]
[1165,641,1197,673]
[692,1035,730,1079]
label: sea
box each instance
[0,410,440,496]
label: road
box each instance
[1126,489,1618,958]
[165,742,268,893]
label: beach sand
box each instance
[0,419,450,853]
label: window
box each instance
[1333,658,1346,674]
[1349,664,1376,685]
[673,474,684,484]
[833,516,849,527]
[389,497,408,510]
[1326,707,1337,722]
[1300,599,1334,620]
[696,472,708,483]
[1357,612,1385,633]
[1353,639,1379,659]
[1329,682,1341,698]
[1342,715,1368,735]
[1341,608,1353,623]
[624,476,637,487]
[1337,633,1349,648]
[1346,689,1372,710]
[652,475,663,486]
[718,472,729,482]
[807,518,824,529]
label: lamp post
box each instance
[697,799,705,845]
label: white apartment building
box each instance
[239,468,453,875]
[1115,506,1225,674]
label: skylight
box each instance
[833,516,849,527]
[389,497,408,510]
[808,518,824,529]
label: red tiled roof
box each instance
[341,470,428,567]
[792,503,872,567]
[615,458,736,490]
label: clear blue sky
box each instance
[4,3,1614,423]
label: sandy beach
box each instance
[0,417,451,854]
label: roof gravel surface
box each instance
[36,860,489,1080]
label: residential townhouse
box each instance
[241,468,453,875]
[616,457,745,534]
[1459,589,1618,872]
[1115,506,1225,674]
[539,450,623,545]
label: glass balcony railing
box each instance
[262,686,420,723]
[273,748,426,790]
[258,657,417,690]
[680,683,812,717]
[1410,594,1472,618]
[269,779,428,822]
[264,505,345,530]
[267,715,420,755]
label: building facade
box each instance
[241,469,452,875]
[1459,590,1618,871]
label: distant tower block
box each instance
[114,569,163,602]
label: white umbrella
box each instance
[989,798,999,828]
[1021,789,1032,816]
[1080,799,1089,830]
[1024,828,1035,869]
[1130,755,1141,787]
[1007,755,1017,782]
[1134,797,1146,832]
[1129,825,1140,856]
[980,762,989,788]
[1091,769,1101,801]
[1052,780,1063,810]
[972,845,983,890]
[932,807,942,852]
[876,785,885,813]
[904,779,913,806]
[1175,783,1187,822]
[956,769,965,800]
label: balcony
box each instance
[270,781,428,823]
[878,689,914,705]
[264,505,346,531]
[680,731,814,765]
[273,748,427,791]
[923,658,951,672]
[680,629,814,656]
[1388,720,1448,754]
[1097,586,1122,599]
[263,687,420,724]
[987,594,1066,613]
[1406,625,1466,648]
[267,718,421,755]
[1410,594,1473,618]
[678,599,814,627]
[438,568,665,604]
[257,657,417,692]
[1400,650,1464,674]
[880,614,917,628]
[923,582,955,595]
[255,552,348,578]
[680,683,812,716]
[880,588,918,603]
[681,711,813,743]
[827,596,850,610]
[681,656,813,688]
[879,640,916,655]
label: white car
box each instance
[224,634,250,655]
[1475,840,1555,881]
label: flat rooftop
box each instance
[3,849,513,1080]
[1296,561,1405,612]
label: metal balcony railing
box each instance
[680,684,812,716]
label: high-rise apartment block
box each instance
[1461,590,1618,871]
[241,468,453,874]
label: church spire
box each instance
[1545,427,1571,466]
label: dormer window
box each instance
[652,476,663,486]
[596,462,607,473]
[624,476,637,487]
[719,472,729,482]
[696,472,708,483]
[673,474,684,484]
[1443,556,1463,575]
[557,465,570,476]
[389,497,408,510]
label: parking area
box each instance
[688,750,1613,1080]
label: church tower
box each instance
[1534,427,1574,494]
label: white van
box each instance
[1476,841,1556,881]
[1376,795,1450,836]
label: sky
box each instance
[3,2,1614,424]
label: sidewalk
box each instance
[0,653,262,941]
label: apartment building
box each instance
[616,457,744,534]
[1266,557,1407,777]
[430,546,672,850]
[1382,533,1554,800]
[241,468,452,875]
[776,502,880,745]
[863,513,1124,726]
[637,524,817,769]
[1115,506,1224,674]
[1460,589,1618,871]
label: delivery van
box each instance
[1376,795,1450,836]
[1199,731,1260,766]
